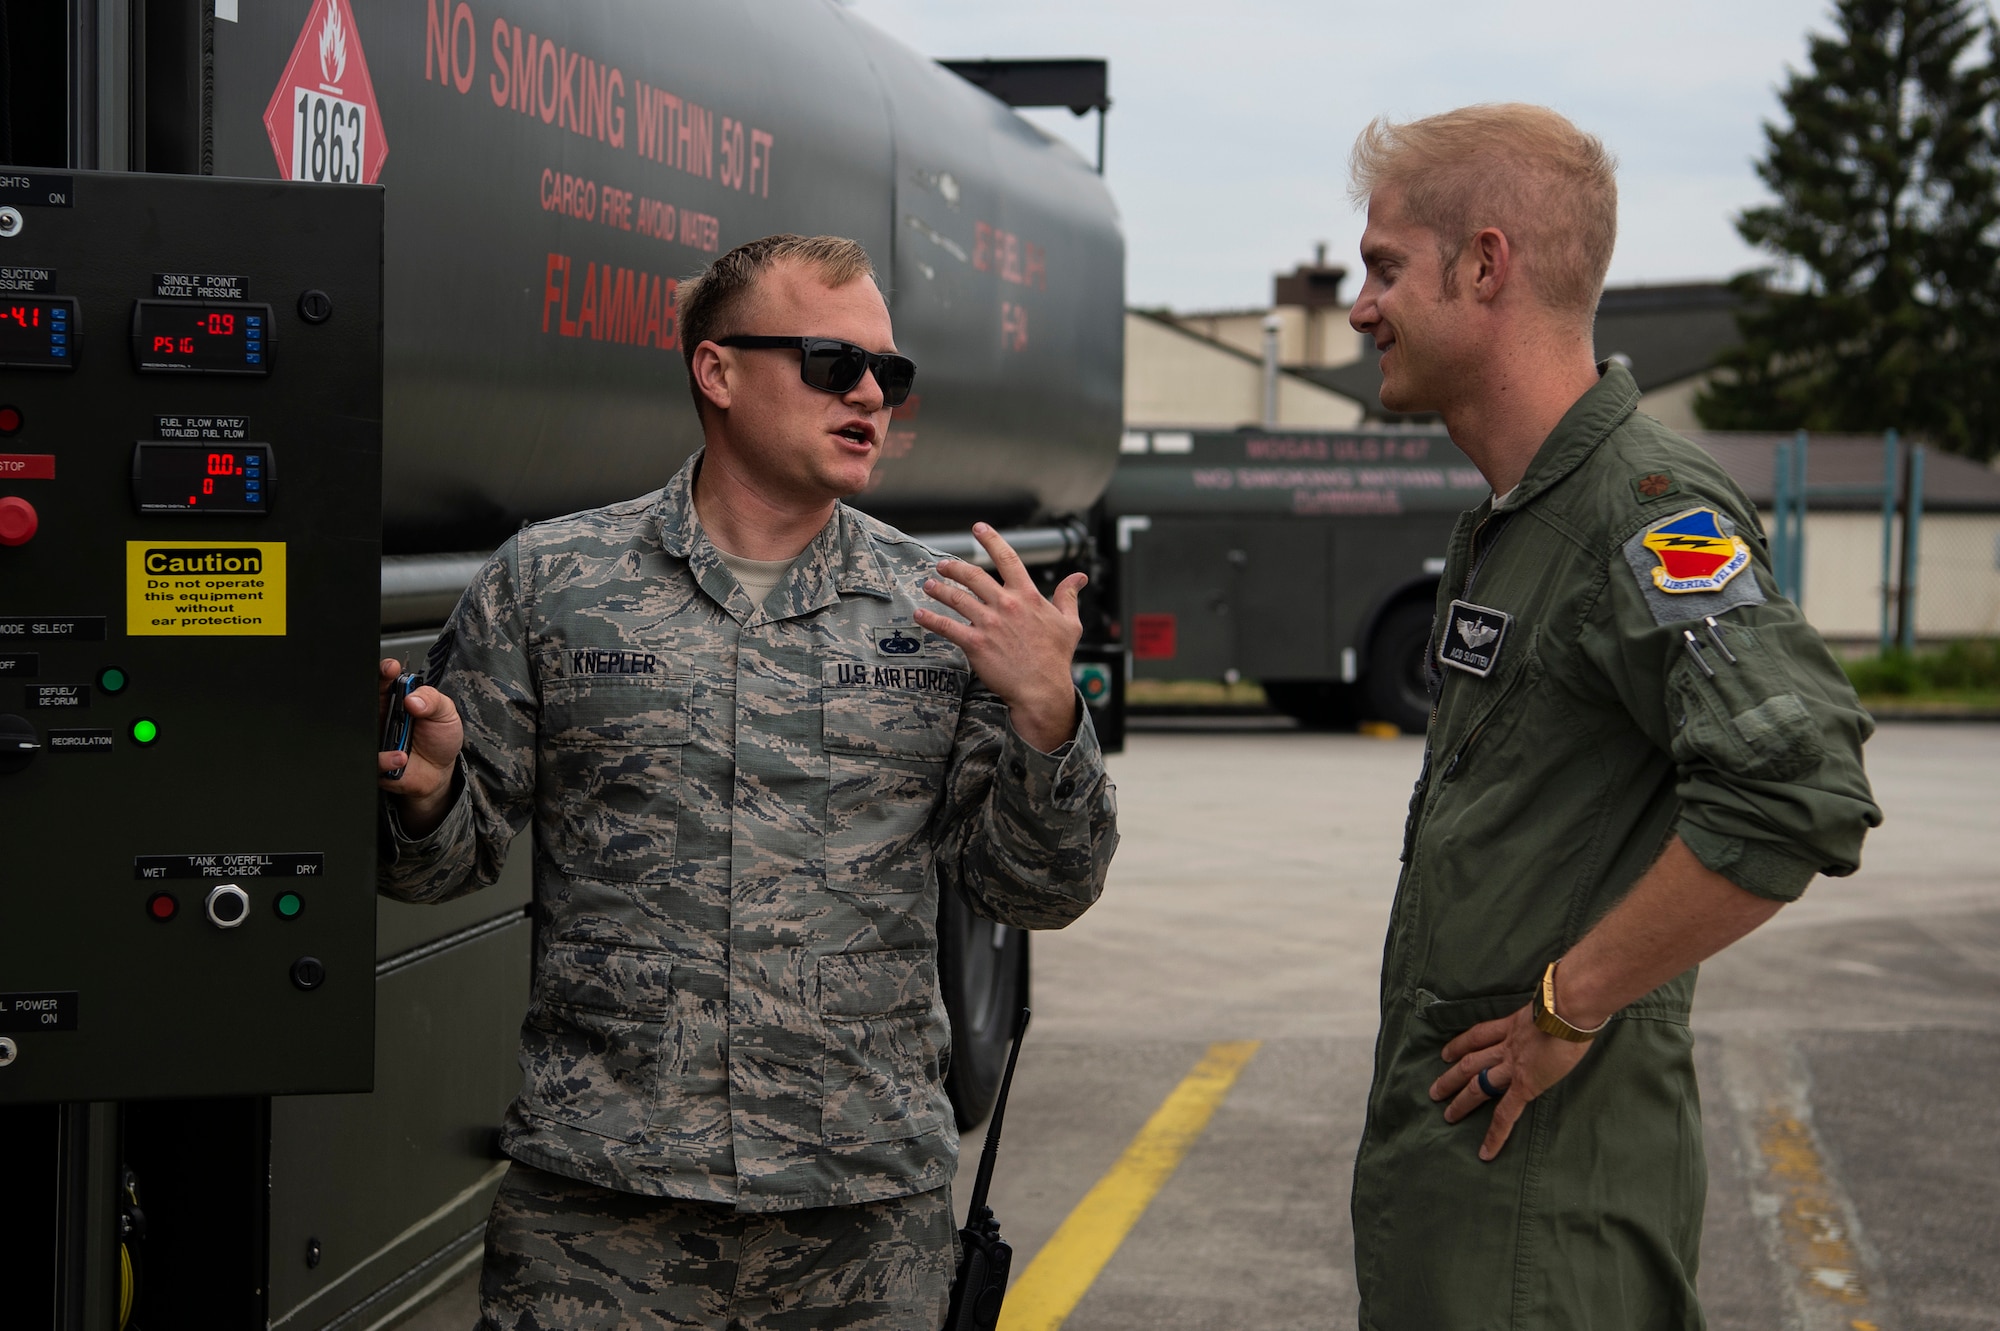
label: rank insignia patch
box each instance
[1632,470,1679,501]
[1438,599,1512,677]
[1640,508,1752,594]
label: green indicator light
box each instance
[131,718,159,745]
[98,667,127,694]
[275,892,303,919]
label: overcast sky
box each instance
[846,0,1839,311]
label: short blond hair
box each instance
[677,234,877,415]
[1348,104,1617,318]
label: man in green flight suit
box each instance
[1343,106,1881,1329]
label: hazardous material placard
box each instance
[127,541,286,636]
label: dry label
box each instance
[127,542,286,636]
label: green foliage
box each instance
[1696,0,2000,461]
[1843,639,2000,695]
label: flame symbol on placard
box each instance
[319,4,348,85]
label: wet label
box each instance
[134,853,325,879]
[0,992,78,1032]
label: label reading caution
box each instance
[127,542,286,636]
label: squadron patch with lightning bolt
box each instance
[1639,508,1751,594]
[1619,504,1768,626]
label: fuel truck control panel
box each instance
[0,171,383,1103]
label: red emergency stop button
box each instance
[0,496,35,546]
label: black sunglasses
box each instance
[716,335,917,408]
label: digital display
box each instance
[0,298,77,370]
[131,300,271,375]
[131,442,272,514]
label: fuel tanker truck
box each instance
[0,2,1119,1325]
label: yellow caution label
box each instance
[127,541,286,636]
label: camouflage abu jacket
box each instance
[379,452,1118,1212]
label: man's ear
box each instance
[690,341,733,413]
[1468,227,1512,305]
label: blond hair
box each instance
[677,234,878,414]
[1348,104,1617,319]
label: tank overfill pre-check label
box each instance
[126,541,287,635]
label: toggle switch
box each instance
[0,495,35,546]
[205,883,250,929]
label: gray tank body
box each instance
[208,0,1124,553]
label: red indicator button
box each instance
[0,406,20,436]
[0,496,35,546]
[0,454,54,480]
[147,891,179,922]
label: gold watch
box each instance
[1532,961,1609,1043]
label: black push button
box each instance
[204,883,249,929]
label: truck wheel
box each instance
[938,882,1028,1129]
[1363,601,1436,735]
[1262,680,1358,730]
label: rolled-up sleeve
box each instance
[933,687,1119,929]
[1584,512,1881,902]
[378,537,540,904]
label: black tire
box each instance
[938,882,1029,1129]
[1363,601,1437,735]
[1261,679,1360,731]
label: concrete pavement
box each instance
[401,721,1998,1329]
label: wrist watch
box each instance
[1532,961,1609,1043]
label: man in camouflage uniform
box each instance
[1342,108,1879,1328]
[376,234,1118,1329]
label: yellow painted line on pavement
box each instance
[999,1040,1261,1331]
[1755,1107,1879,1327]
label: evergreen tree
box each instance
[1696,0,2000,460]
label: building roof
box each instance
[1293,281,1745,420]
[1687,432,2000,512]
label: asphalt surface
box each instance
[401,721,1998,1330]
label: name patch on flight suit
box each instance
[1438,599,1511,677]
[565,646,659,675]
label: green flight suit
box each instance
[1350,364,1880,1330]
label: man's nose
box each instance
[845,368,885,411]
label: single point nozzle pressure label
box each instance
[126,541,286,636]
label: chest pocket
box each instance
[540,672,691,882]
[821,660,965,894]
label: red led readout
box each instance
[3,305,42,329]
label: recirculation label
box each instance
[127,541,286,636]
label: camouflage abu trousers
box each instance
[478,1163,956,1330]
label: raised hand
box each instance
[915,523,1086,753]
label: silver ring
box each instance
[1476,1066,1502,1099]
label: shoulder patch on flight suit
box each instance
[1631,469,1679,501]
[1622,507,1768,625]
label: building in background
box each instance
[1124,255,2000,646]
[1127,253,1742,432]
